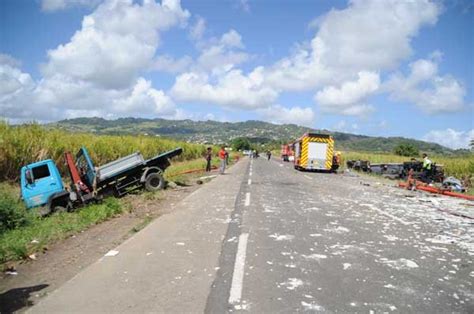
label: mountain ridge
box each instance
[49,117,457,155]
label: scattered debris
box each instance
[280,278,304,290]
[167,181,178,189]
[4,266,18,276]
[104,250,119,257]
[269,234,295,241]
[443,177,466,192]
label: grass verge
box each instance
[0,155,241,264]
[0,197,124,264]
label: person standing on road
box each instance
[219,146,227,174]
[205,147,212,172]
[422,153,433,183]
[266,150,271,161]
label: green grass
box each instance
[164,152,241,179]
[342,151,474,179]
[0,155,238,264]
[0,197,124,263]
[0,121,209,181]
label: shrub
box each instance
[0,184,29,234]
[393,143,419,157]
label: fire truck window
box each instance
[32,164,50,181]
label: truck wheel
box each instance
[145,172,165,191]
[53,205,67,213]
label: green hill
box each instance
[49,117,456,155]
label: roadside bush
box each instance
[393,143,419,157]
[0,184,29,234]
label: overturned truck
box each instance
[20,147,183,214]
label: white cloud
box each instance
[423,129,474,149]
[152,55,192,73]
[238,0,250,12]
[189,16,206,41]
[1,1,189,121]
[170,28,268,108]
[332,120,346,132]
[41,0,102,12]
[112,78,176,116]
[259,105,315,127]
[263,0,441,92]
[196,29,249,73]
[171,68,278,109]
[385,56,466,113]
[0,63,35,118]
[41,0,190,89]
[0,63,34,98]
[0,53,21,67]
[314,71,379,116]
[181,0,442,116]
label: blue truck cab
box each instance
[21,159,65,209]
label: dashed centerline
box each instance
[248,179,252,185]
[244,192,251,207]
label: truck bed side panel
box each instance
[97,153,145,181]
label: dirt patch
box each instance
[0,179,204,313]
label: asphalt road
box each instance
[30,157,473,313]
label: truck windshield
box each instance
[32,164,50,182]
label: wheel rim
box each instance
[150,176,161,187]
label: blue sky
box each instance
[0,0,473,148]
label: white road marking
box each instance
[248,179,252,185]
[228,233,249,304]
[304,175,312,180]
[244,193,251,206]
[249,171,252,176]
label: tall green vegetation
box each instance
[343,151,474,179]
[0,184,29,234]
[393,143,419,157]
[0,122,207,181]
[231,137,251,151]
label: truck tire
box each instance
[145,172,165,191]
[53,205,67,213]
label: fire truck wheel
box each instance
[145,172,165,191]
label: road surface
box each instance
[30,157,473,313]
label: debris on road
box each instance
[104,250,119,257]
[4,267,18,276]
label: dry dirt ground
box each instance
[0,175,208,313]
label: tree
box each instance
[231,137,251,151]
[393,143,419,157]
[470,139,474,151]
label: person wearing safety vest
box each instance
[422,153,433,183]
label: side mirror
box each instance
[25,170,34,185]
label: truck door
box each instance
[294,142,301,165]
[21,161,64,208]
[308,142,328,170]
